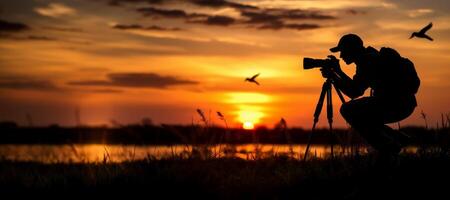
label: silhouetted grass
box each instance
[1,117,449,198]
[2,123,449,146]
[0,130,448,198]
[0,151,449,199]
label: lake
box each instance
[0,144,417,163]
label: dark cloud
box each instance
[108,0,165,6]
[108,0,258,10]
[0,80,60,91]
[135,6,327,30]
[104,0,335,31]
[43,26,83,32]
[137,7,238,27]
[241,9,326,30]
[266,8,336,20]
[136,7,205,19]
[87,89,123,93]
[191,15,235,26]
[187,0,258,10]
[241,9,335,24]
[113,24,182,31]
[106,0,258,10]
[0,33,10,38]
[0,34,57,41]
[241,10,280,24]
[205,15,235,26]
[68,72,198,88]
[0,19,29,32]
[345,9,367,15]
[26,35,58,41]
[0,75,126,93]
[103,0,335,21]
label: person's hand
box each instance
[327,55,342,73]
[320,67,335,79]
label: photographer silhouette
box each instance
[322,34,420,157]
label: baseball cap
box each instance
[330,34,363,52]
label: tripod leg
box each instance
[303,81,328,161]
[332,83,346,104]
[330,83,348,156]
[327,84,334,158]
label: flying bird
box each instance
[245,73,260,85]
[409,22,433,41]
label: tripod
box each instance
[303,78,346,160]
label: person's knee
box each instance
[340,102,362,126]
[340,103,352,121]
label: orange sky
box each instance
[0,0,449,128]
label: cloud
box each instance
[241,8,335,23]
[0,19,29,32]
[0,75,125,93]
[43,26,83,32]
[113,24,182,31]
[26,35,58,41]
[191,15,236,26]
[34,3,77,18]
[136,7,201,19]
[136,7,238,27]
[187,0,258,10]
[135,6,329,30]
[407,9,434,18]
[107,0,258,10]
[103,0,340,19]
[110,0,335,20]
[108,0,165,6]
[108,0,334,31]
[345,9,367,15]
[0,79,60,91]
[68,72,198,89]
[240,9,329,30]
[86,89,123,93]
[0,34,58,41]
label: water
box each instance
[0,144,417,163]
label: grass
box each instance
[0,112,449,198]
[0,151,449,199]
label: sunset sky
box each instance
[0,0,449,128]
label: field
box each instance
[1,151,449,199]
[1,122,449,199]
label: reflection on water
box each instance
[0,144,418,163]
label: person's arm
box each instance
[320,59,369,99]
[332,69,369,99]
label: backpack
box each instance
[378,47,420,95]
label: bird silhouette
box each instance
[245,73,260,85]
[409,22,433,41]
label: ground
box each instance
[1,151,449,199]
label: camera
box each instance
[303,56,338,70]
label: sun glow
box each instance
[242,121,254,130]
[237,109,263,129]
[226,92,272,104]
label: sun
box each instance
[236,109,263,130]
[242,121,255,130]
